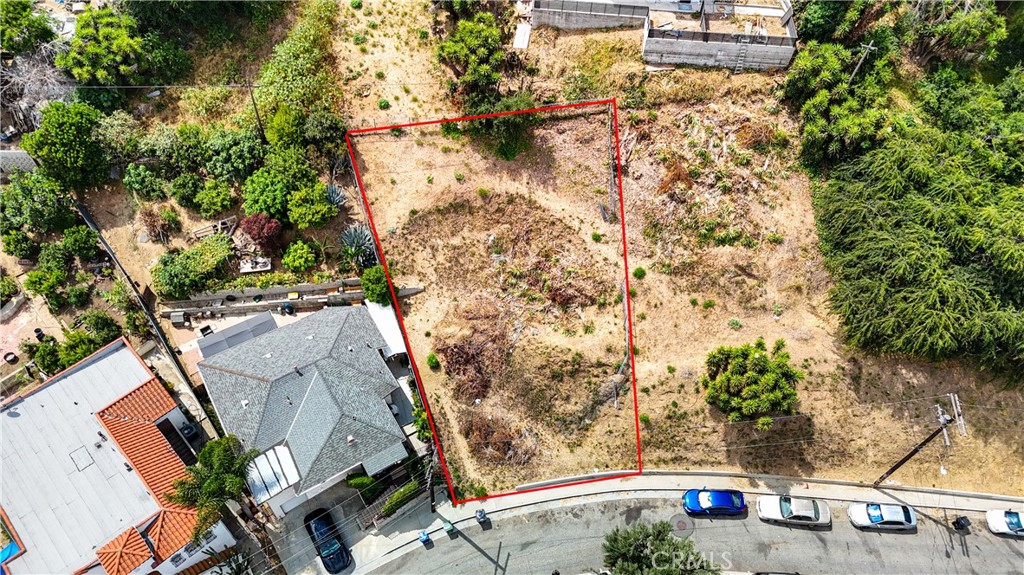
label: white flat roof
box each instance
[364,301,407,358]
[0,341,159,575]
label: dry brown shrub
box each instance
[524,249,609,308]
[463,412,538,466]
[657,162,692,195]
[435,298,511,401]
[736,120,778,149]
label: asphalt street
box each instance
[369,497,1024,575]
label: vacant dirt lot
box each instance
[520,27,1024,496]
[351,110,640,495]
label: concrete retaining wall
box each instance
[532,8,645,30]
[642,37,795,70]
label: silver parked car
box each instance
[847,503,917,530]
[756,495,832,527]
[986,510,1024,536]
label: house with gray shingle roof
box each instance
[196,306,410,516]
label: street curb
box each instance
[640,469,1024,503]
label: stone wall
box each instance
[642,37,795,70]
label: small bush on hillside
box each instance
[426,352,440,369]
[701,337,801,428]
[123,163,166,199]
[380,480,419,516]
[169,173,204,209]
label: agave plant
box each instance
[340,223,378,270]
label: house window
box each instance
[183,541,198,556]
[170,553,185,567]
[202,529,216,543]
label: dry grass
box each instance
[435,297,512,402]
[462,411,538,466]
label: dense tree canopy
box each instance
[790,1,1024,374]
[21,102,108,190]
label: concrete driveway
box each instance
[269,483,367,575]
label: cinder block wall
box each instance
[642,38,795,70]
[532,8,645,30]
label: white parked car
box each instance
[986,510,1024,536]
[847,503,917,530]
[756,495,832,527]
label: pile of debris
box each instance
[435,297,512,401]
[462,411,538,466]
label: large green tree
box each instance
[603,521,719,575]
[21,102,108,190]
[0,171,76,233]
[0,0,55,55]
[167,435,258,543]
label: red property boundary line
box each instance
[345,98,643,505]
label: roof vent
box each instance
[241,399,249,409]
[306,334,315,340]
[347,435,355,445]
[348,346,354,352]
[124,462,133,472]
[293,366,303,376]
[285,395,293,406]
[97,431,107,442]
[263,352,273,359]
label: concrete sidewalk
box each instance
[350,470,1024,574]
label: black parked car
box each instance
[304,508,352,573]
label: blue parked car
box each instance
[682,489,747,516]
[304,508,352,573]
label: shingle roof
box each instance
[96,378,198,570]
[198,307,407,492]
[96,529,150,575]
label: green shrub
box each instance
[288,184,338,229]
[123,163,166,199]
[2,230,39,259]
[701,299,715,309]
[346,474,383,502]
[591,232,603,242]
[60,225,100,260]
[194,180,234,218]
[766,232,784,245]
[0,274,19,305]
[701,338,801,428]
[282,240,316,272]
[160,207,182,233]
[205,127,264,182]
[256,0,339,113]
[360,264,391,306]
[124,309,151,336]
[380,480,420,516]
[170,173,204,209]
[0,171,77,233]
[350,0,362,9]
[728,317,742,330]
[377,98,391,110]
[151,234,233,299]
[426,352,440,369]
[632,267,646,280]
[689,297,699,307]
[66,284,91,307]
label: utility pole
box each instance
[873,407,954,487]
[246,77,267,144]
[847,41,878,87]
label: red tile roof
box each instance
[95,378,200,574]
[95,529,150,575]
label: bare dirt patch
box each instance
[351,110,639,496]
